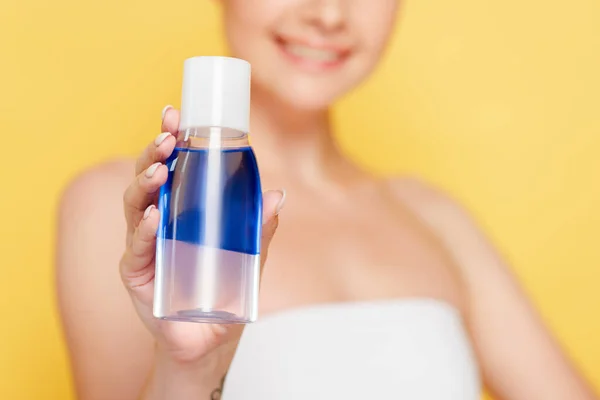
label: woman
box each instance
[56,1,596,399]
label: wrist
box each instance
[154,342,220,376]
[141,345,223,400]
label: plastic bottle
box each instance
[153,56,262,324]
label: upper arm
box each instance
[56,162,154,400]
[392,178,597,400]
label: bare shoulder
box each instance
[57,158,135,260]
[57,159,134,264]
[387,176,502,277]
[387,176,472,226]
[57,157,135,303]
[386,182,598,400]
[60,158,134,211]
[57,159,135,250]
[57,159,154,397]
[57,157,135,300]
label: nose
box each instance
[302,0,346,32]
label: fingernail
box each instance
[145,162,161,178]
[161,105,173,121]
[143,205,155,220]
[275,189,286,215]
[155,132,171,146]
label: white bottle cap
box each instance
[179,56,251,133]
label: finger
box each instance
[134,106,179,175]
[135,131,177,176]
[161,106,180,136]
[120,205,160,302]
[123,162,168,233]
[259,189,286,272]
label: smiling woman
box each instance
[49,0,600,399]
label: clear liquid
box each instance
[154,132,262,323]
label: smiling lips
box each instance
[275,35,351,71]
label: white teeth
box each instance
[284,44,341,62]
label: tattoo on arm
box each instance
[210,375,226,400]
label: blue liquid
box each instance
[157,146,262,255]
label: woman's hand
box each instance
[120,106,285,368]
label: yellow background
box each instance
[1,0,599,398]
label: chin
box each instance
[276,86,340,111]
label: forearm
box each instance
[140,347,225,400]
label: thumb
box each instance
[260,189,286,263]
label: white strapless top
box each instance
[223,299,481,399]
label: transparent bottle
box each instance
[153,56,262,324]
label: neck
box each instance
[248,85,350,186]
